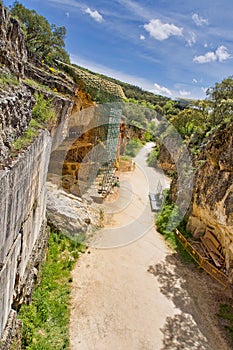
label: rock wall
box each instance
[0,3,26,78]
[0,131,51,340]
[187,123,233,271]
[0,86,34,162]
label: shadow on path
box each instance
[148,254,232,350]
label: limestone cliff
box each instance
[187,122,233,271]
[0,3,124,348]
[0,3,92,347]
[0,3,26,78]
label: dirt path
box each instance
[69,145,231,350]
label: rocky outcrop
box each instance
[187,123,233,271]
[0,85,33,161]
[0,3,26,78]
[46,182,99,238]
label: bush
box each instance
[32,93,56,124]
[125,138,143,157]
[147,146,160,168]
[156,202,181,248]
[155,190,193,264]
[11,123,38,151]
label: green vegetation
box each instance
[18,231,84,350]
[120,155,132,162]
[10,1,70,65]
[218,304,233,341]
[23,78,54,94]
[147,145,160,168]
[32,92,56,124]
[0,70,19,88]
[125,138,143,157]
[155,190,194,263]
[11,93,55,154]
[11,121,39,152]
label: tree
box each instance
[206,77,233,124]
[10,2,70,64]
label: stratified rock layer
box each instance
[187,123,233,271]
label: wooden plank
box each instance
[204,230,220,249]
[202,237,224,260]
[209,252,222,268]
[174,229,229,288]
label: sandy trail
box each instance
[69,145,231,350]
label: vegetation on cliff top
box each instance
[9,1,70,64]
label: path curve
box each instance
[69,144,231,350]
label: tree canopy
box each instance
[10,1,70,64]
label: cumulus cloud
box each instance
[85,8,103,23]
[216,46,231,61]
[144,19,183,41]
[193,46,230,63]
[192,13,208,26]
[140,34,145,40]
[153,83,172,96]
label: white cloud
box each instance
[179,90,191,97]
[144,19,183,41]
[194,51,216,64]
[85,8,103,23]
[152,83,172,96]
[192,13,208,26]
[192,78,198,83]
[216,46,231,61]
[140,34,145,40]
[187,32,196,47]
[194,45,230,64]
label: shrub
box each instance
[155,190,193,263]
[147,147,159,168]
[11,124,38,151]
[125,138,143,157]
[32,92,56,124]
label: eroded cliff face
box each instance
[0,3,26,78]
[0,4,95,348]
[187,123,233,270]
[0,85,34,161]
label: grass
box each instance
[0,71,19,88]
[32,92,56,124]
[23,78,52,93]
[11,121,39,152]
[155,190,195,264]
[120,155,132,162]
[218,303,233,341]
[18,230,85,350]
[11,92,56,154]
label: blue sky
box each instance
[4,0,233,99]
